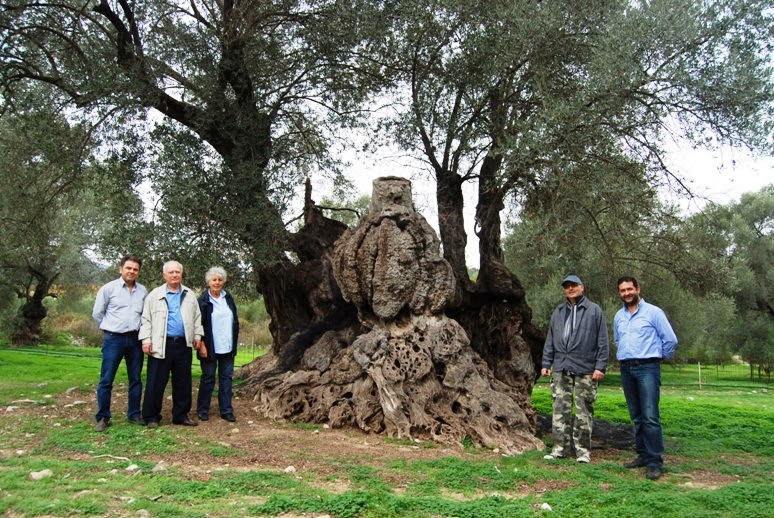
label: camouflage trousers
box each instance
[549,371,598,458]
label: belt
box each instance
[166,336,186,343]
[105,330,139,336]
[620,357,661,366]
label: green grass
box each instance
[1,347,773,517]
[0,344,265,406]
[0,346,100,404]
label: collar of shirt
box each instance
[208,289,227,303]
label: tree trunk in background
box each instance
[10,272,56,347]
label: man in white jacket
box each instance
[140,261,205,427]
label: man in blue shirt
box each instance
[614,276,678,481]
[92,255,148,432]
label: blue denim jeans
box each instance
[620,362,664,467]
[96,332,144,422]
[197,354,234,416]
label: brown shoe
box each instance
[95,418,110,432]
[146,421,159,429]
[174,418,198,427]
[128,416,146,426]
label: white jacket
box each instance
[139,284,203,359]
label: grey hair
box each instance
[163,260,183,273]
[205,266,228,285]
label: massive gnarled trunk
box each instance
[239,177,544,454]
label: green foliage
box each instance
[401,456,536,493]
[213,470,301,493]
[662,399,774,457]
[676,186,774,370]
[232,296,273,352]
[251,490,538,518]
[0,0,389,285]
[237,297,270,325]
[40,295,102,348]
[507,185,774,376]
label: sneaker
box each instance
[543,453,564,460]
[624,458,647,469]
[94,418,110,432]
[576,453,590,463]
[646,466,664,480]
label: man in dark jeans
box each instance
[92,254,148,431]
[614,276,678,481]
[140,261,204,428]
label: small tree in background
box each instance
[0,98,99,345]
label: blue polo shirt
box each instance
[165,287,185,338]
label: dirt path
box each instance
[3,384,478,474]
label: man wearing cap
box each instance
[92,254,148,432]
[614,276,677,481]
[140,260,205,428]
[541,274,609,463]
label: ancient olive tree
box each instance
[247,177,543,452]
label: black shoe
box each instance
[95,418,110,432]
[198,413,209,421]
[128,416,146,426]
[624,458,647,469]
[221,413,236,423]
[646,466,664,480]
[174,418,198,427]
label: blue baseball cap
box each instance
[561,275,583,286]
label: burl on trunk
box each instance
[240,177,543,455]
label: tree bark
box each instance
[238,177,544,454]
[435,169,470,298]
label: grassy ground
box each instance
[0,347,772,517]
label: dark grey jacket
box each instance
[542,296,609,375]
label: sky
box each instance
[664,145,773,213]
